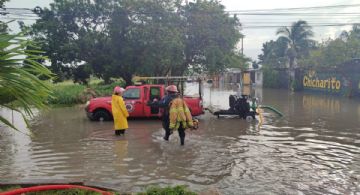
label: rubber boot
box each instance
[115,130,121,136]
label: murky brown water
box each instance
[1,84,360,194]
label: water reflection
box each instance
[1,84,360,194]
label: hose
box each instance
[259,105,283,117]
[0,185,113,195]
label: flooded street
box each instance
[1,84,360,194]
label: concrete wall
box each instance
[264,59,360,98]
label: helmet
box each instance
[113,86,125,94]
[165,85,178,93]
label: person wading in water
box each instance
[149,85,193,145]
[112,86,129,136]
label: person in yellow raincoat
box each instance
[112,86,129,136]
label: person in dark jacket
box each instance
[148,85,186,144]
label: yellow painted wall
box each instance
[243,72,251,85]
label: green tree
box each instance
[302,24,360,68]
[29,0,243,85]
[182,0,242,74]
[0,33,53,131]
[258,38,288,68]
[111,0,185,83]
[30,0,116,82]
[224,51,250,70]
[0,0,9,33]
[276,20,314,69]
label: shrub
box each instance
[48,80,126,105]
[263,66,281,88]
[137,185,197,195]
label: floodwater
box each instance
[1,83,360,194]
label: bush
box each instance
[48,80,125,105]
[49,84,86,104]
[262,66,280,88]
[92,81,125,97]
[137,185,197,195]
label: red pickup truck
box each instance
[85,84,204,121]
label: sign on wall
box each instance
[303,70,341,90]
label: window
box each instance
[150,87,160,100]
[123,88,140,99]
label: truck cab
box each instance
[85,83,204,121]
[123,84,165,118]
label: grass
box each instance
[48,78,125,105]
[137,185,197,195]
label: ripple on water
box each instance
[1,88,360,194]
[218,122,360,194]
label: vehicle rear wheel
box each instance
[245,113,256,122]
[246,115,253,122]
[93,109,111,121]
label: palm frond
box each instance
[0,33,54,131]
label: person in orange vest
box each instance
[148,85,193,145]
[168,94,194,145]
[112,86,129,136]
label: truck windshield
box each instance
[183,82,201,97]
[123,88,140,99]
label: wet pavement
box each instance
[1,84,360,194]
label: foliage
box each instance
[137,185,197,195]
[0,185,22,192]
[182,0,242,74]
[276,20,314,68]
[0,0,8,6]
[300,24,360,68]
[73,64,92,85]
[48,80,125,105]
[28,0,243,85]
[28,0,114,82]
[262,66,281,88]
[0,0,9,33]
[116,0,185,81]
[224,51,250,70]
[0,33,53,131]
[48,83,86,105]
[258,39,288,68]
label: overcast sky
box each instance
[4,0,360,60]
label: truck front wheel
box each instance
[93,109,112,121]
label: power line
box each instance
[242,23,358,29]
[3,3,360,12]
[226,4,360,12]
[1,5,359,29]
[1,17,38,20]
[0,7,33,10]
[1,7,360,17]
[229,13,360,16]
[242,22,360,25]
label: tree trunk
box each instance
[288,56,296,91]
[103,73,111,84]
[123,73,133,86]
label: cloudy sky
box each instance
[4,0,360,60]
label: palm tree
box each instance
[276,20,314,69]
[0,33,53,131]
